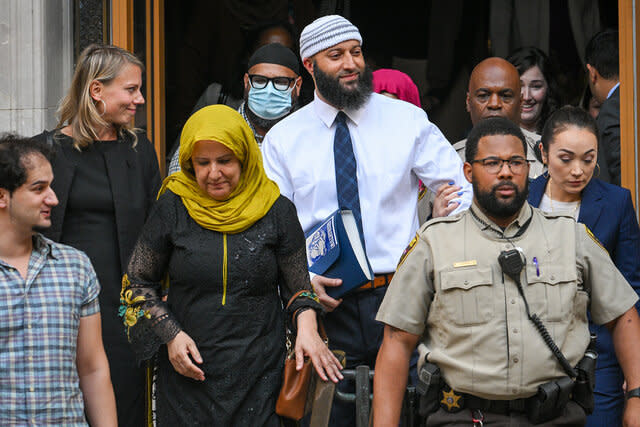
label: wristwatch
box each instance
[626,387,640,400]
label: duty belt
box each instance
[440,385,534,414]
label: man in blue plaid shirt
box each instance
[0,134,117,426]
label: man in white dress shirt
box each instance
[262,15,471,425]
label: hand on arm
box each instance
[607,307,640,427]
[372,325,420,426]
[432,182,462,218]
[311,274,343,312]
[167,331,205,381]
[294,309,343,383]
[77,313,117,427]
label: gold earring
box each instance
[594,163,601,178]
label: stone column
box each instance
[0,0,73,136]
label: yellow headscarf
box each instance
[159,104,280,234]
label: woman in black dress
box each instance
[34,44,161,427]
[121,105,342,425]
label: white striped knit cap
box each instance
[299,15,362,60]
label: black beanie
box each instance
[248,43,299,75]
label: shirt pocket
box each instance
[439,267,494,326]
[525,264,577,322]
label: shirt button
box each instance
[27,324,32,329]
[512,388,518,394]
[28,356,33,361]
[464,280,469,285]
[511,299,516,305]
[29,386,34,392]
[550,275,556,281]
[513,357,519,363]
[513,328,518,334]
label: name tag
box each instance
[453,260,477,268]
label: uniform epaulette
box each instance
[419,211,464,232]
[535,207,575,220]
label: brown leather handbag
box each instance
[275,309,328,420]
[275,335,316,420]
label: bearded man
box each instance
[373,117,640,427]
[261,15,471,425]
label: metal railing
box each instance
[332,365,418,427]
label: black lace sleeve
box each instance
[274,196,324,325]
[120,192,183,361]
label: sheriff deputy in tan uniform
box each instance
[373,117,640,426]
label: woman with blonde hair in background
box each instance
[33,44,161,426]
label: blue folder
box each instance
[305,210,374,299]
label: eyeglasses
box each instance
[248,74,297,91]
[470,156,531,174]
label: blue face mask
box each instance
[247,84,293,120]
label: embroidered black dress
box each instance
[123,191,320,426]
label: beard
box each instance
[473,179,529,220]
[313,61,373,110]
[244,91,299,132]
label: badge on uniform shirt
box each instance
[397,233,419,268]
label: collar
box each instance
[237,102,264,144]
[32,233,57,260]
[607,82,620,99]
[521,127,539,150]
[469,201,533,239]
[0,233,56,270]
[312,91,370,128]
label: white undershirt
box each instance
[539,193,581,220]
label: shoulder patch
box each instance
[583,224,608,254]
[397,233,419,268]
[418,181,427,200]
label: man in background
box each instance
[586,29,620,185]
[168,42,302,174]
[452,57,545,179]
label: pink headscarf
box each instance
[372,69,421,108]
